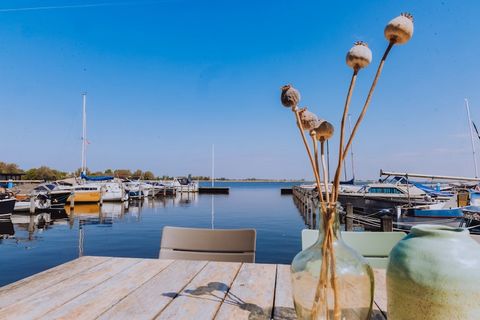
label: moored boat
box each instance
[67,185,101,203]
[406,202,463,218]
[0,194,16,215]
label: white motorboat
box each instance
[168,177,199,193]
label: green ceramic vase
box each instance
[387,224,480,320]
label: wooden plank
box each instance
[0,256,109,308]
[215,263,277,320]
[0,257,141,320]
[156,261,241,320]
[41,259,173,319]
[373,268,387,318]
[99,260,208,319]
[273,264,297,320]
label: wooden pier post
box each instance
[70,191,75,209]
[346,203,353,231]
[29,196,35,214]
[100,186,104,206]
[381,215,393,232]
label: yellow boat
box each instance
[67,186,101,203]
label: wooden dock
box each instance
[0,256,388,319]
[198,187,230,194]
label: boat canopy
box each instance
[412,182,453,197]
[80,173,113,181]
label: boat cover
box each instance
[81,173,114,181]
[412,182,453,197]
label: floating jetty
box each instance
[198,187,230,194]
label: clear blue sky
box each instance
[1,0,479,180]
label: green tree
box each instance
[114,169,132,179]
[143,171,155,180]
[24,166,67,181]
[0,162,23,173]
[132,169,143,179]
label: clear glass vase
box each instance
[291,204,374,320]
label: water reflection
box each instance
[292,193,317,229]
[1,194,197,246]
[0,216,14,239]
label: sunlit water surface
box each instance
[0,182,306,286]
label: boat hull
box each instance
[407,208,464,218]
[0,199,16,215]
[67,191,101,203]
[49,191,71,209]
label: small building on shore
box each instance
[0,172,25,181]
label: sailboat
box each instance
[65,94,127,203]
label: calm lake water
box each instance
[0,182,306,286]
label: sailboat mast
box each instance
[348,114,355,180]
[465,98,478,178]
[211,144,215,187]
[81,93,87,175]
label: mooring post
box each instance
[381,215,393,232]
[29,196,35,214]
[70,191,75,210]
[346,203,353,231]
[100,186,104,206]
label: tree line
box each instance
[0,162,167,181]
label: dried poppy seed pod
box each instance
[281,84,301,109]
[314,120,334,141]
[346,41,372,70]
[299,108,319,131]
[385,13,414,45]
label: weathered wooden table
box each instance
[0,256,387,319]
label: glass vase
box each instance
[291,204,374,320]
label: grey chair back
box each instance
[302,229,407,268]
[159,226,256,263]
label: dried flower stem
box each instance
[312,215,331,319]
[313,43,395,319]
[341,42,394,167]
[320,141,331,204]
[293,109,326,211]
[332,69,359,201]
[328,214,341,319]
[312,207,340,320]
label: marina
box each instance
[1,1,480,319]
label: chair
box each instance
[301,229,406,269]
[159,226,256,263]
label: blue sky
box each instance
[1,0,479,179]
